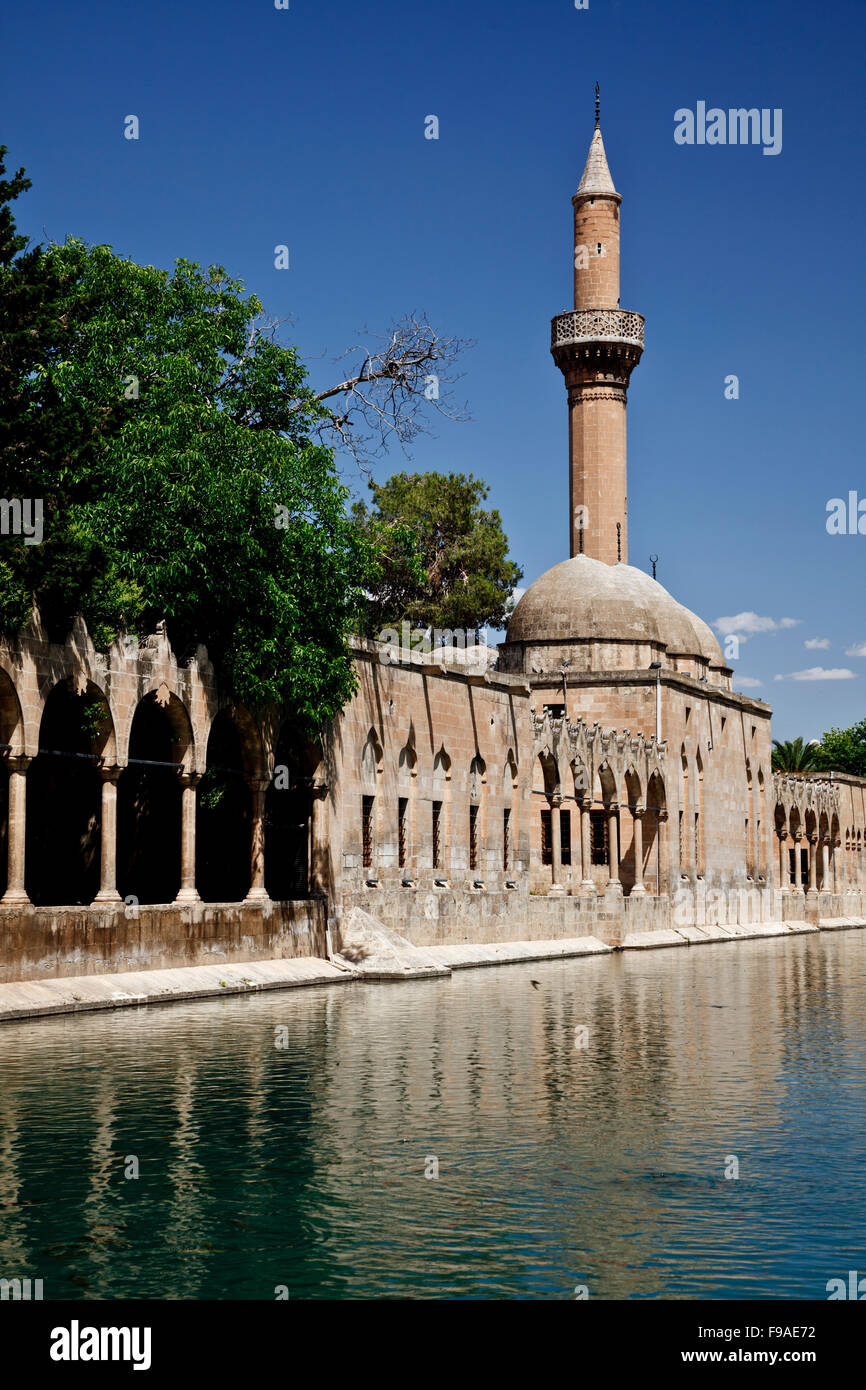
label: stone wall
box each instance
[0,898,327,983]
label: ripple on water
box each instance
[1,932,865,1298]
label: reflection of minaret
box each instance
[551,91,644,565]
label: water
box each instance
[1,932,865,1300]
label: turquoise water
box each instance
[1,931,865,1300]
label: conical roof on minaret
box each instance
[576,125,618,197]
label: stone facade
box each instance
[1,115,865,984]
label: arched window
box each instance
[680,747,690,873]
[503,751,517,872]
[397,742,417,873]
[432,748,451,873]
[469,755,486,874]
[360,730,383,872]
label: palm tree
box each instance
[771,737,822,775]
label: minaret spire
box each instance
[550,105,645,565]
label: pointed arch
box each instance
[25,677,117,906]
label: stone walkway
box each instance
[0,957,352,1022]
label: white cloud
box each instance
[804,637,830,650]
[713,612,802,641]
[511,587,526,605]
[845,642,866,657]
[735,676,763,688]
[774,667,856,682]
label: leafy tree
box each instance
[351,471,523,637]
[813,720,866,778]
[0,152,377,727]
[771,737,823,775]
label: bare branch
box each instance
[294,313,474,469]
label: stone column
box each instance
[793,833,802,891]
[630,806,646,896]
[548,794,564,896]
[579,797,594,893]
[175,772,201,904]
[807,834,818,894]
[245,776,270,902]
[777,831,787,891]
[309,780,329,897]
[1,755,30,906]
[606,802,621,893]
[93,767,122,904]
[833,838,841,893]
[657,810,669,896]
[821,836,830,891]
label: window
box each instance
[469,804,479,872]
[362,796,374,868]
[591,810,607,865]
[541,809,552,866]
[560,809,572,866]
[432,800,442,869]
[398,797,407,868]
[503,807,511,871]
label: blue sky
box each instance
[2,0,864,739]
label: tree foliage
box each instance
[813,720,866,778]
[771,737,823,775]
[351,470,523,637]
[0,148,374,727]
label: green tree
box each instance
[0,154,375,728]
[813,720,866,777]
[771,737,823,775]
[351,470,523,637]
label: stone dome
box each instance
[505,554,725,666]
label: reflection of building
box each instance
[1,116,864,983]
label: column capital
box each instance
[632,804,646,819]
[176,768,201,788]
[98,763,124,784]
[3,752,30,774]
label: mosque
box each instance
[1,115,865,988]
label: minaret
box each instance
[551,94,644,565]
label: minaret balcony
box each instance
[551,308,645,351]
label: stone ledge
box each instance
[0,956,351,1023]
[818,917,866,930]
[619,929,689,950]
[424,937,611,969]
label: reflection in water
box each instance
[1,932,865,1299]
